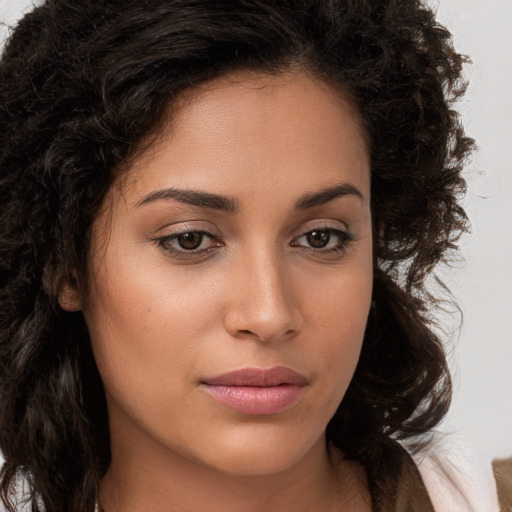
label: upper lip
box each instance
[202,366,308,387]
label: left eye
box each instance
[156,230,222,256]
[292,227,353,251]
[174,231,209,250]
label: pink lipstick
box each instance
[201,366,307,415]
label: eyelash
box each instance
[153,225,354,260]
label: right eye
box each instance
[154,229,223,259]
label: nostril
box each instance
[236,328,297,343]
[237,329,270,342]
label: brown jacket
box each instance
[493,458,512,512]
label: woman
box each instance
[0,1,498,511]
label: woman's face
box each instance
[75,71,373,475]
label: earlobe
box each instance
[58,282,82,312]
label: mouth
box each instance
[200,366,308,415]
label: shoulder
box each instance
[0,453,32,512]
[405,434,500,512]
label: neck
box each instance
[99,433,369,512]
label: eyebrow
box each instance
[295,183,363,210]
[135,182,363,212]
[136,188,239,212]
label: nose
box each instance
[223,246,302,343]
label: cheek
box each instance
[305,247,373,329]
[82,248,254,438]
[301,260,373,389]
[83,262,224,382]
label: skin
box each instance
[61,70,373,511]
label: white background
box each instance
[426,0,512,464]
[1,0,511,466]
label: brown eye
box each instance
[177,232,204,250]
[306,230,331,248]
[154,228,223,259]
[292,226,354,258]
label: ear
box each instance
[58,279,82,312]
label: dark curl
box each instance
[0,1,473,510]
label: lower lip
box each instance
[201,384,305,415]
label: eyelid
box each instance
[153,221,221,238]
[292,219,352,242]
[294,220,349,238]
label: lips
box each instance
[203,366,308,387]
[201,366,308,415]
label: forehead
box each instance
[119,70,370,205]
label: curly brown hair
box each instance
[0,0,473,510]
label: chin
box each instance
[197,425,325,477]
[213,454,304,477]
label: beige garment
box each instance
[411,436,500,512]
